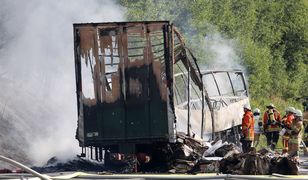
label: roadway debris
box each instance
[168,133,299,175]
[31,156,105,173]
[30,133,299,175]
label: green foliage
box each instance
[238,38,272,98]
[120,0,308,111]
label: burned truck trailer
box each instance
[73,21,249,161]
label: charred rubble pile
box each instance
[169,133,299,175]
[31,156,138,174]
[31,157,106,173]
[31,133,299,175]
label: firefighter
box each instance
[280,107,295,153]
[304,117,308,148]
[288,109,304,161]
[263,103,281,150]
[253,108,262,148]
[241,104,254,153]
[302,99,308,146]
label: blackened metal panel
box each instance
[73,22,171,148]
[124,24,151,138]
[125,65,150,138]
[124,23,170,139]
[73,26,84,145]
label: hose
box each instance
[0,155,51,180]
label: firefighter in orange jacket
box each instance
[241,104,254,153]
[280,107,295,153]
[263,103,281,150]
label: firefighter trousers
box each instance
[289,138,300,157]
[265,131,279,150]
[282,136,289,153]
[242,140,252,153]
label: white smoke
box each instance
[0,0,124,166]
[199,33,246,97]
[202,33,243,70]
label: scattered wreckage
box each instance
[168,133,300,175]
[28,133,300,175]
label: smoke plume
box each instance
[197,33,246,97]
[201,33,243,70]
[0,0,124,166]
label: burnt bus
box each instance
[73,21,249,162]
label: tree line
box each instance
[120,0,308,112]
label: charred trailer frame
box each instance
[73,21,207,160]
[74,22,182,160]
[73,21,249,162]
